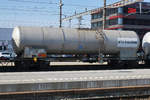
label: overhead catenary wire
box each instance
[8,0,99,8]
[0,7,56,13]
[0,0,109,28]
[8,0,58,5]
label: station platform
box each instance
[1,69,150,99]
[0,69,150,92]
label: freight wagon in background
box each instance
[142,32,150,65]
[12,26,141,70]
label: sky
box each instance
[0,0,149,28]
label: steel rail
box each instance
[0,85,150,95]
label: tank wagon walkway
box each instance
[0,69,150,99]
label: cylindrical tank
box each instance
[12,26,140,55]
[102,30,140,54]
[142,32,150,56]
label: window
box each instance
[97,13,102,18]
[108,19,118,25]
[92,14,98,19]
[123,18,150,26]
[91,22,98,28]
[97,21,102,27]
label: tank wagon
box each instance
[12,26,140,69]
[142,32,150,65]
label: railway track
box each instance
[0,85,150,100]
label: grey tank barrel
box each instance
[12,26,140,55]
[142,32,150,56]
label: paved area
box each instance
[0,69,149,84]
[0,69,150,100]
[0,69,150,93]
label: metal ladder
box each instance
[96,29,106,63]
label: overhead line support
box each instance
[59,0,63,28]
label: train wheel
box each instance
[126,61,138,68]
[108,60,119,66]
[108,60,126,68]
[38,61,50,71]
[145,60,150,65]
[15,61,29,71]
